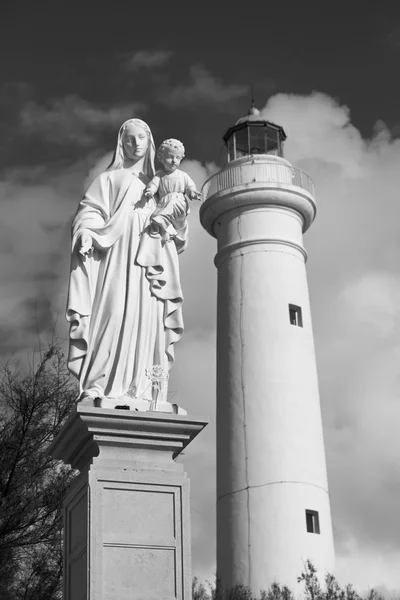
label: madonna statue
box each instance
[66,119,189,411]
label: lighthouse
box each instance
[199,105,335,592]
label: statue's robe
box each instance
[66,168,188,401]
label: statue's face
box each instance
[161,147,183,173]
[122,123,149,160]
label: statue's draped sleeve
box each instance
[66,171,135,376]
[136,185,189,365]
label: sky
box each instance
[1,0,400,594]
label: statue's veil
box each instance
[106,118,156,179]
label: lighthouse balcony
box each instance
[202,155,315,200]
[200,155,317,237]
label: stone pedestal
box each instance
[50,406,207,600]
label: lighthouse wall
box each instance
[214,203,335,591]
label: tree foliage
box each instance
[0,343,77,600]
[192,561,390,600]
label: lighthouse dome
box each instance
[235,104,263,125]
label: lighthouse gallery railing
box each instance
[201,161,315,201]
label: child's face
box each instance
[161,148,183,172]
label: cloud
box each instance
[161,65,249,109]
[83,152,113,190]
[336,543,400,593]
[261,92,366,177]
[122,50,172,71]
[19,95,145,146]
[339,272,400,339]
[180,158,219,190]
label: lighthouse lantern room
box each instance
[224,104,287,160]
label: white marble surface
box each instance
[67,121,188,413]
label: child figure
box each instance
[144,138,202,242]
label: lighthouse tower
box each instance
[200,105,335,592]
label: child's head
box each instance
[157,138,185,172]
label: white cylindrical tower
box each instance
[200,106,335,593]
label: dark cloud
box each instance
[160,65,250,111]
[122,50,172,72]
[22,295,54,335]
[34,270,59,283]
[0,88,145,170]
[19,95,144,146]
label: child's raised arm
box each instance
[144,175,160,198]
[184,173,202,201]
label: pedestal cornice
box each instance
[49,406,208,472]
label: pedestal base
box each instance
[50,406,207,600]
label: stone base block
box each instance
[50,406,207,600]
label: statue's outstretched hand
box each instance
[189,189,202,201]
[79,233,93,257]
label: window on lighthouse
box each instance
[266,129,279,155]
[289,304,303,327]
[305,510,320,534]
[235,128,249,158]
[249,126,266,154]
[227,135,235,162]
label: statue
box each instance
[66,119,190,411]
[145,138,201,242]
